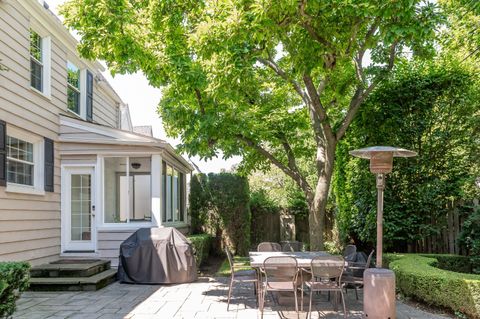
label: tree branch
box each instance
[335,41,398,140]
[298,0,333,49]
[237,134,313,196]
[257,57,309,105]
[194,88,206,115]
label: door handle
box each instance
[92,205,95,217]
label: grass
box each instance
[215,256,252,277]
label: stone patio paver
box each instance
[13,277,450,319]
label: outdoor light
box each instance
[350,146,416,319]
[131,162,141,169]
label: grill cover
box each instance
[118,227,198,284]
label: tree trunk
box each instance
[308,144,336,251]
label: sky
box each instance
[46,0,241,173]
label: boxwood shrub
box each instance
[187,233,212,267]
[385,254,480,318]
[0,261,30,318]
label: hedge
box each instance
[187,234,212,268]
[385,254,480,318]
[0,262,30,318]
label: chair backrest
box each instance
[310,256,345,282]
[225,247,235,274]
[344,245,357,257]
[263,256,298,283]
[257,242,282,252]
[365,250,374,269]
[282,241,302,252]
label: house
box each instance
[0,0,193,267]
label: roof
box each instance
[133,126,153,137]
[59,115,193,171]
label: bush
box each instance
[188,234,212,267]
[0,261,30,318]
[385,254,480,318]
[460,206,480,273]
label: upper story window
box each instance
[30,30,43,92]
[29,28,51,97]
[67,62,81,114]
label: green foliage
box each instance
[187,233,212,267]
[250,189,279,215]
[433,255,472,274]
[459,206,480,274]
[189,173,251,255]
[334,60,480,249]
[216,256,252,277]
[0,262,30,318]
[385,254,480,318]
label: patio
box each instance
[13,277,449,319]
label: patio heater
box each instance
[349,146,416,319]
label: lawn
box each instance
[215,256,252,276]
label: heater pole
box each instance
[376,173,385,268]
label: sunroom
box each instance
[58,115,193,265]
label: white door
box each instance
[64,167,95,251]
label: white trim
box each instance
[6,126,44,194]
[61,165,97,252]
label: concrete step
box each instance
[29,269,117,291]
[30,259,111,278]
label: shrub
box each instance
[459,206,480,273]
[0,261,30,318]
[187,233,212,267]
[385,254,480,318]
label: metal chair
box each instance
[257,242,282,252]
[260,256,300,319]
[304,256,347,319]
[343,250,374,300]
[282,241,303,252]
[225,248,258,311]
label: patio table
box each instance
[249,251,331,268]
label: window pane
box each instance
[68,87,80,113]
[67,62,80,89]
[173,169,178,221]
[30,59,43,91]
[71,174,91,241]
[167,165,172,222]
[6,136,34,186]
[130,157,151,222]
[104,157,127,223]
[7,160,34,186]
[30,30,42,62]
[162,161,166,222]
[179,172,185,222]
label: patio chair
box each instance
[342,250,374,300]
[225,248,258,311]
[282,241,303,252]
[260,256,300,319]
[257,242,282,252]
[304,256,347,319]
[343,244,357,261]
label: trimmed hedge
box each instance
[385,254,480,318]
[188,234,212,267]
[0,262,30,318]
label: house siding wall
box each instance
[0,1,121,265]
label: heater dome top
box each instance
[349,146,417,159]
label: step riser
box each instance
[29,273,117,292]
[30,263,110,278]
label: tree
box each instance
[61,0,441,249]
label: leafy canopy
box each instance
[61,0,441,176]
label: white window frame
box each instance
[66,61,82,115]
[161,161,187,227]
[29,24,51,99]
[5,126,45,196]
[99,155,156,229]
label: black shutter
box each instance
[44,137,54,192]
[0,120,6,187]
[86,71,93,121]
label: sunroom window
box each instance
[104,157,152,224]
[162,161,185,223]
[6,136,34,186]
[67,62,81,114]
[30,30,43,92]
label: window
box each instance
[30,30,43,92]
[7,136,34,186]
[67,62,81,114]
[162,161,185,223]
[104,157,152,224]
